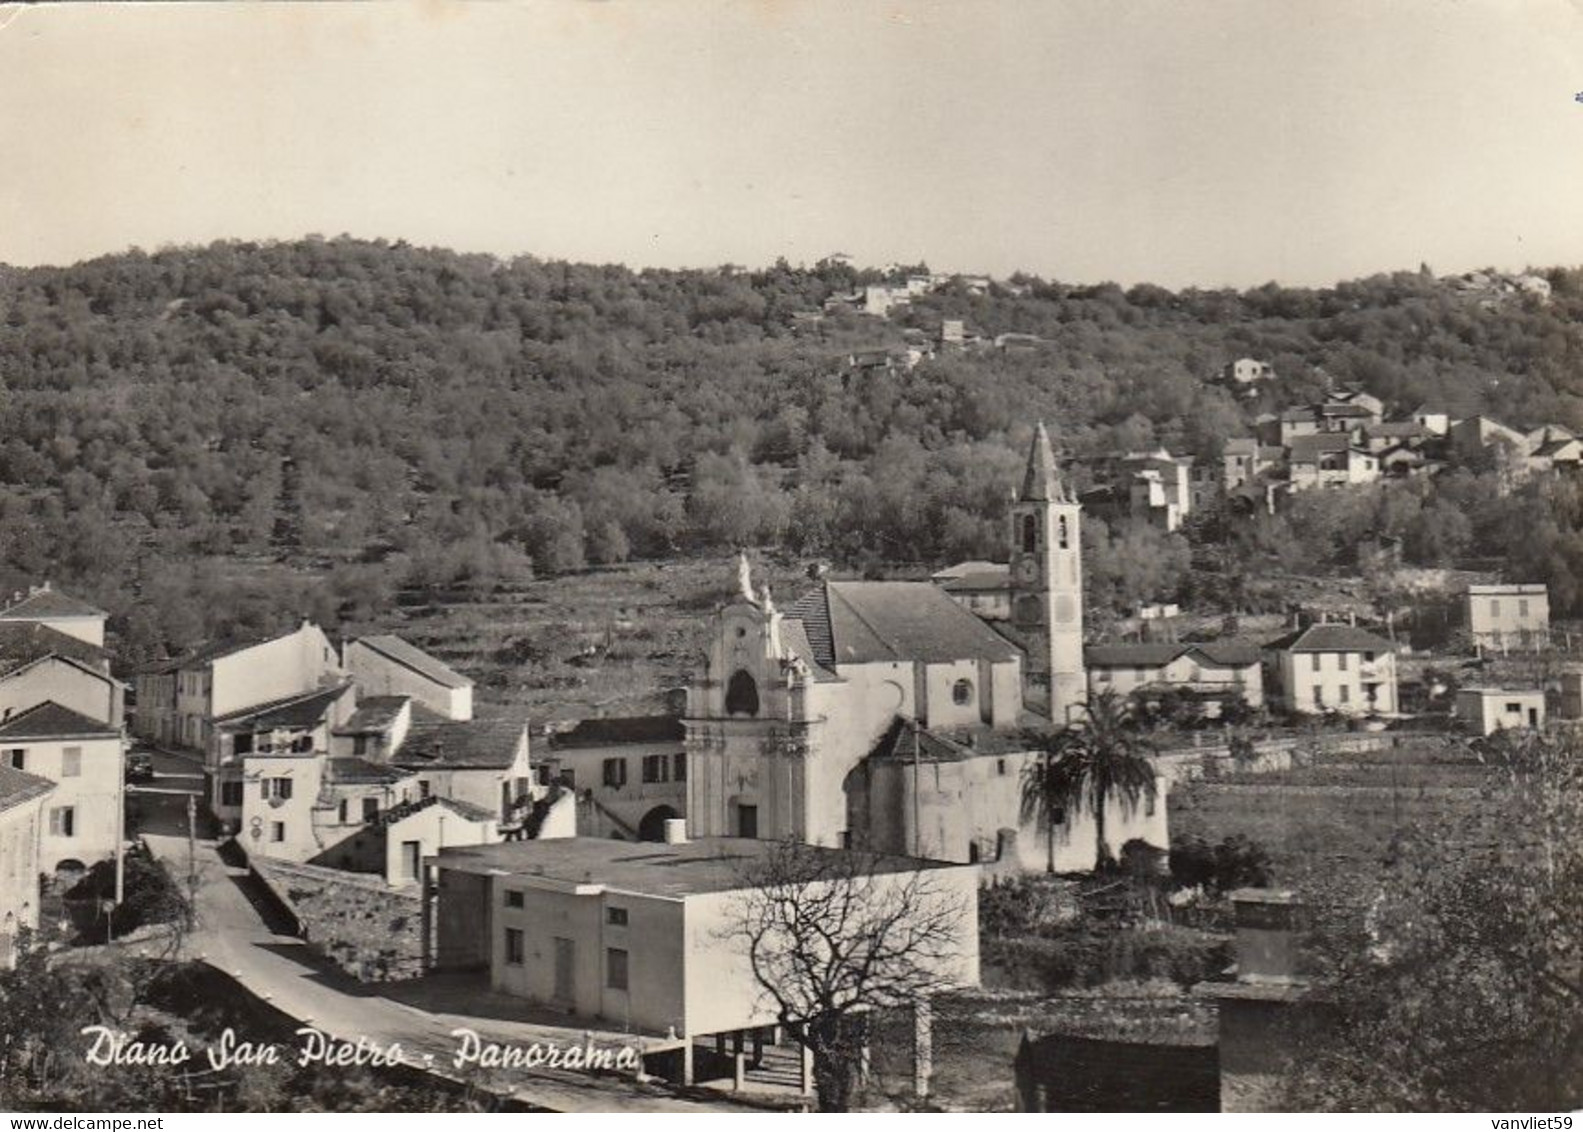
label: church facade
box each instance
[684,424,1167,872]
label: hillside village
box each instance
[2,365,1581,1110]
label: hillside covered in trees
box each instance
[2,237,1582,666]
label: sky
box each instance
[1,0,1581,288]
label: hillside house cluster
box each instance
[132,627,564,886]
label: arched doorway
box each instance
[638,804,681,842]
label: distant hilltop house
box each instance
[1222,358,1274,387]
[1080,449,1194,532]
[1448,269,1552,306]
[1463,583,1549,651]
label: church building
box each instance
[685,424,1167,873]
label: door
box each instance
[402,840,421,883]
[1528,708,1539,727]
[737,803,758,839]
[553,937,575,1004]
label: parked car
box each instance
[125,752,155,783]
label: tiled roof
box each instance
[786,580,1020,669]
[1190,641,1264,667]
[938,570,1013,593]
[1318,402,1374,418]
[336,695,412,734]
[549,716,685,750]
[865,716,1031,764]
[1288,434,1359,459]
[169,635,271,671]
[780,619,841,682]
[326,756,413,786]
[214,682,353,729]
[0,622,108,678]
[0,763,56,812]
[0,701,118,740]
[1366,422,1426,438]
[1084,643,1184,668]
[1084,641,1263,669]
[1263,624,1397,654]
[0,588,106,620]
[374,793,495,827]
[353,635,471,689]
[393,714,528,770]
[931,560,1008,581]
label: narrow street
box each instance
[129,749,764,1113]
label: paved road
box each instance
[136,828,762,1112]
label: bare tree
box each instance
[726,839,971,1112]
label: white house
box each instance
[211,682,359,825]
[241,750,417,865]
[0,623,122,728]
[136,621,343,758]
[1455,688,1546,735]
[1264,624,1399,716]
[390,710,536,823]
[1084,641,1264,710]
[343,635,473,722]
[1464,584,1549,650]
[542,716,688,841]
[0,702,124,872]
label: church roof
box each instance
[786,581,1020,669]
[866,717,1032,764]
[1019,421,1070,503]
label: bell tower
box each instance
[1009,422,1087,724]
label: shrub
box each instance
[1169,834,1272,894]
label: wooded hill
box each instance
[2,237,1581,664]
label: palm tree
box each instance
[1020,689,1159,873]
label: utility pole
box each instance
[186,792,198,916]
[912,719,922,858]
[114,735,127,905]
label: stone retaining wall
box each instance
[250,855,425,982]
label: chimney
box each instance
[663,818,688,845]
[1230,888,1308,984]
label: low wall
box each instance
[251,855,425,982]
